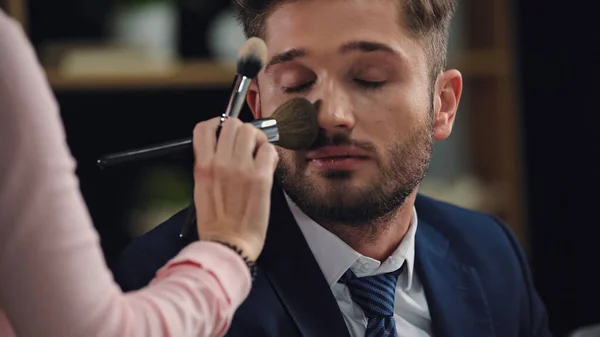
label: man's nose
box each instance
[313,81,356,132]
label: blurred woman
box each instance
[0,9,277,337]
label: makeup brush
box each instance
[267,97,319,150]
[96,97,319,169]
[216,37,268,136]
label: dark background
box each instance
[6,0,599,335]
[516,1,599,335]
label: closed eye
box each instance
[282,79,386,94]
[282,81,315,93]
[354,79,386,89]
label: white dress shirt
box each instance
[285,196,432,337]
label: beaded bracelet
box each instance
[213,241,258,281]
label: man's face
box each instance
[247,0,461,226]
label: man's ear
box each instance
[246,80,262,119]
[432,69,462,141]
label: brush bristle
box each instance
[237,37,268,79]
[270,97,319,150]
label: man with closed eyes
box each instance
[112,1,552,336]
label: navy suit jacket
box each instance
[112,185,552,337]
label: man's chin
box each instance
[277,166,380,200]
[311,169,376,186]
[294,188,366,209]
[318,170,353,180]
[305,178,372,198]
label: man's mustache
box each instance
[309,129,377,154]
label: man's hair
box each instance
[233,0,457,85]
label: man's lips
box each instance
[305,146,371,170]
[305,146,371,160]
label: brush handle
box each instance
[215,73,253,139]
[96,139,190,169]
[224,75,252,119]
[96,118,279,169]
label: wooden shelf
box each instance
[45,60,237,91]
[44,50,507,91]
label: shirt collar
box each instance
[285,194,417,291]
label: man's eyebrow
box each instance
[264,40,402,72]
[339,40,397,55]
[265,48,307,72]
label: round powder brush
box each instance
[269,97,319,150]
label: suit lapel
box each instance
[415,218,495,337]
[259,185,351,337]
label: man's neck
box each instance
[323,191,418,262]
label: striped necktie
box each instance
[339,266,403,337]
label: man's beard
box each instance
[274,116,434,232]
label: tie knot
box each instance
[339,267,402,319]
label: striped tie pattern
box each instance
[339,266,403,337]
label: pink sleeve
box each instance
[0,10,251,337]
